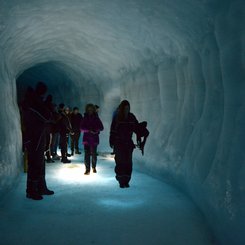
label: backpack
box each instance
[136,121,149,155]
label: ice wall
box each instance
[0,0,244,244]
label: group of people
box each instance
[20,81,149,200]
[44,103,82,164]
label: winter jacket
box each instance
[70,113,83,132]
[59,113,73,136]
[80,113,104,146]
[21,87,51,144]
[110,112,138,148]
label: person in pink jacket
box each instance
[80,104,104,175]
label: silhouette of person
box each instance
[44,94,55,163]
[59,106,73,163]
[70,107,83,155]
[81,104,104,175]
[50,104,62,160]
[109,100,139,188]
[21,82,54,200]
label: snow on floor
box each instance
[0,153,215,245]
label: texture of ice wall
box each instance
[0,48,22,193]
[0,0,244,244]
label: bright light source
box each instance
[56,164,84,183]
[55,163,114,185]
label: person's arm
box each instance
[92,117,104,133]
[109,117,117,148]
[130,113,140,143]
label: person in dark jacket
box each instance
[70,107,83,155]
[80,104,104,175]
[50,104,62,160]
[109,100,139,188]
[59,106,74,163]
[44,95,55,163]
[21,82,54,200]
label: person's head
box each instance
[64,107,70,115]
[24,86,34,99]
[95,105,100,113]
[85,104,96,116]
[58,103,65,112]
[118,100,130,120]
[35,81,47,97]
[73,107,79,114]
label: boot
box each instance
[75,150,81,154]
[61,158,71,163]
[26,192,43,200]
[40,189,54,195]
[26,180,43,200]
[125,183,130,188]
[38,177,54,195]
[52,154,60,160]
[84,169,90,175]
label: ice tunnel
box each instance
[0,0,244,244]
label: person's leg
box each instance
[50,133,56,156]
[51,132,60,159]
[38,134,54,195]
[45,132,50,160]
[114,145,133,188]
[84,145,91,174]
[46,133,54,162]
[60,134,66,159]
[54,133,60,155]
[123,147,134,187]
[60,134,71,163]
[92,146,97,172]
[75,132,81,154]
[114,145,127,187]
[70,134,75,155]
[26,148,43,200]
[66,134,71,156]
[26,132,46,200]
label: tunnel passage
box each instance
[16,61,101,112]
[0,0,244,244]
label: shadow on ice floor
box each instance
[0,152,215,245]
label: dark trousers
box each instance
[60,133,68,159]
[114,145,134,185]
[84,145,97,171]
[45,132,52,160]
[71,131,81,152]
[26,130,47,194]
[51,132,60,156]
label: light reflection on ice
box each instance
[99,198,144,208]
[55,163,114,185]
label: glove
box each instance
[137,139,142,148]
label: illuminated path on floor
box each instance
[0,153,215,245]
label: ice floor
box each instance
[0,153,215,245]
